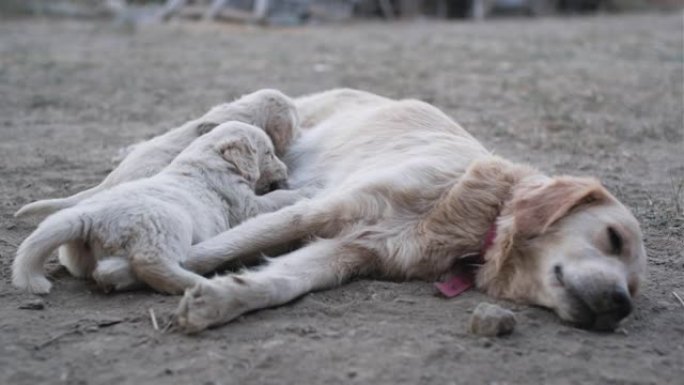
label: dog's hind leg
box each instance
[130,248,212,295]
[176,238,373,333]
[58,242,95,278]
[92,257,142,293]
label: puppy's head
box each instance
[251,89,300,158]
[197,122,288,193]
[198,89,299,158]
[477,176,646,331]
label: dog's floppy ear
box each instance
[219,136,259,183]
[263,113,297,158]
[513,176,610,237]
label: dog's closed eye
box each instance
[607,226,623,255]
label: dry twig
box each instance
[149,308,159,331]
[672,292,684,309]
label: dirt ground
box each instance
[0,12,682,385]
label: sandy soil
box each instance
[0,12,682,385]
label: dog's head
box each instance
[252,89,300,159]
[183,122,288,193]
[198,89,299,158]
[477,176,646,331]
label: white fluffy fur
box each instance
[12,122,306,294]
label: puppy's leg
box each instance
[58,242,95,278]
[92,257,142,293]
[130,249,212,295]
[13,209,88,294]
[176,239,371,333]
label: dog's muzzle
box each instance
[555,264,633,331]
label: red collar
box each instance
[434,222,497,298]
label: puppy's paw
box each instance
[174,280,245,334]
[93,258,140,293]
[13,274,52,294]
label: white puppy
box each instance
[14,89,298,219]
[12,122,306,295]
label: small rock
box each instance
[469,302,516,337]
[19,298,45,310]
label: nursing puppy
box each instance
[173,89,647,333]
[12,122,305,295]
[14,89,298,219]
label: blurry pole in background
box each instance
[253,0,270,20]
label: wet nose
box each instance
[611,289,633,319]
[592,288,633,331]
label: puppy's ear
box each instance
[513,176,610,237]
[219,136,259,183]
[265,115,298,157]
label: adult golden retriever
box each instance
[174,88,647,333]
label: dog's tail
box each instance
[14,185,102,219]
[13,209,88,294]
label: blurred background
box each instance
[0,0,681,25]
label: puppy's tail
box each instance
[13,209,88,294]
[14,186,102,219]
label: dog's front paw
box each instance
[174,279,245,334]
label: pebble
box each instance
[19,298,45,310]
[469,302,516,337]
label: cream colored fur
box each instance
[12,122,306,295]
[173,89,647,333]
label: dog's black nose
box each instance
[610,289,633,319]
[591,289,633,331]
[568,284,633,332]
